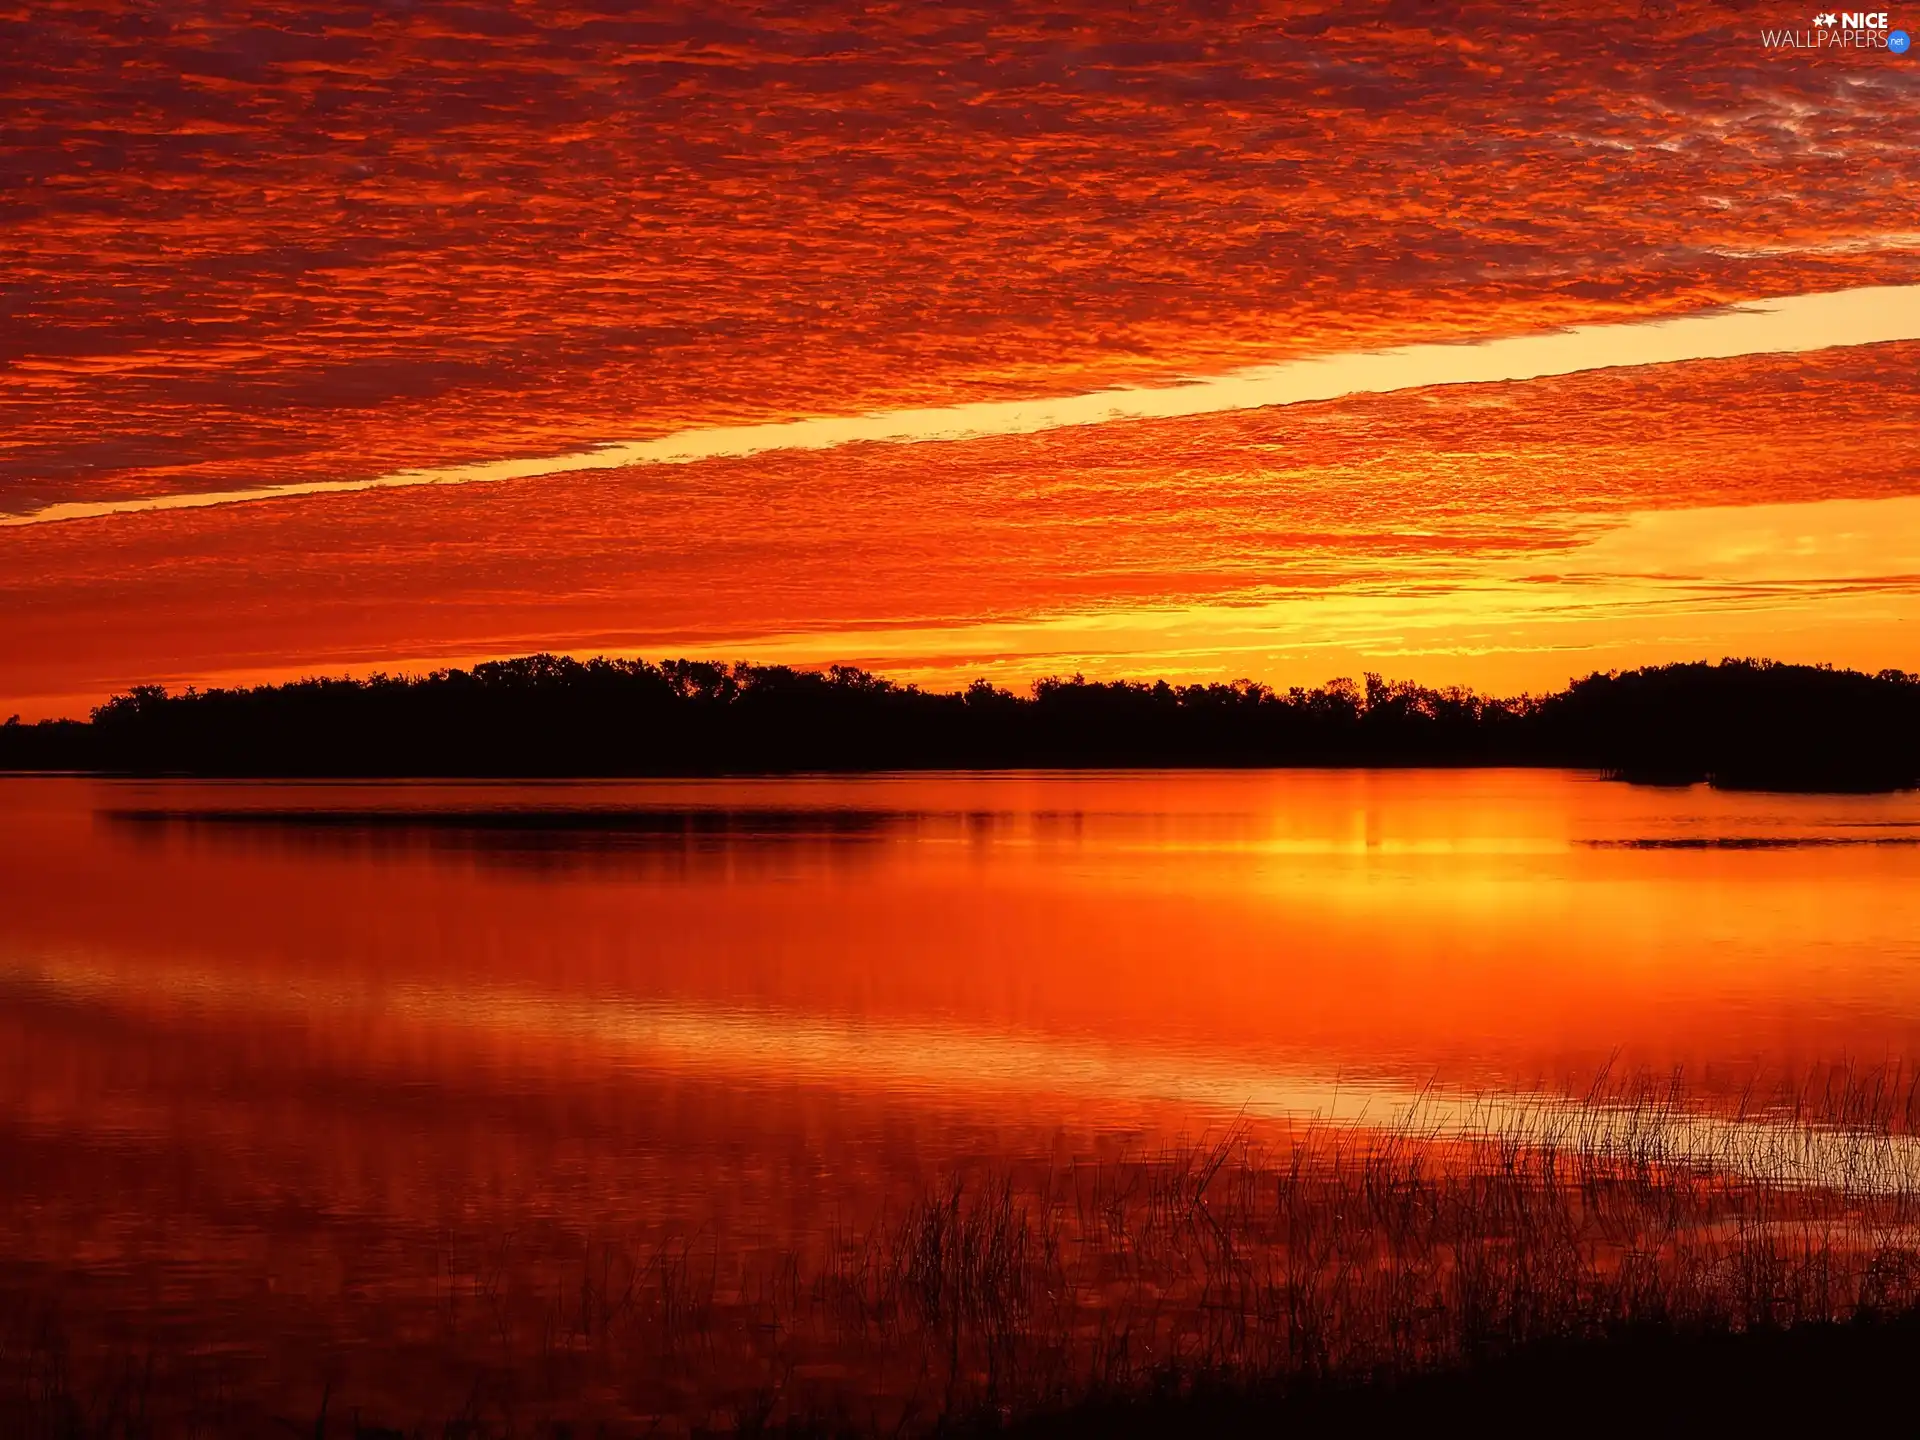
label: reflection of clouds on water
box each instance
[97,804,918,874]
[101,805,918,835]
[15,950,1920,1196]
[1584,836,1920,848]
[3,771,1913,1147]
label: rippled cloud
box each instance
[4,0,1919,713]
[4,337,1918,714]
[6,0,1920,511]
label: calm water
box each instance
[4,769,1920,1421]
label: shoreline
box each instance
[3,655,1915,792]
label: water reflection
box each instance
[9,771,1920,1095]
[4,771,1920,1427]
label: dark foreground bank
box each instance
[4,655,1917,789]
[12,1075,1920,1438]
[15,1317,1918,1438]
[1000,1314,1920,1438]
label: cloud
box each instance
[8,283,1920,528]
[7,0,1920,516]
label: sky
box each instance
[4,0,1919,718]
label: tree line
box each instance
[2,655,1915,790]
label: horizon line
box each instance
[8,282,1920,529]
[11,652,1912,722]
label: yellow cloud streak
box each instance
[651,494,1920,690]
[10,283,1920,529]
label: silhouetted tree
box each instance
[1,656,1913,791]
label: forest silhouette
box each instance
[2,656,1916,790]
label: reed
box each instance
[11,1066,1920,1437]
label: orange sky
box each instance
[4,0,1919,718]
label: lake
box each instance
[4,769,1919,1429]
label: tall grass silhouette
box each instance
[11,1067,1920,1436]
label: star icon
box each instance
[1814,11,1839,24]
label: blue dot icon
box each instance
[1892,28,1913,53]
